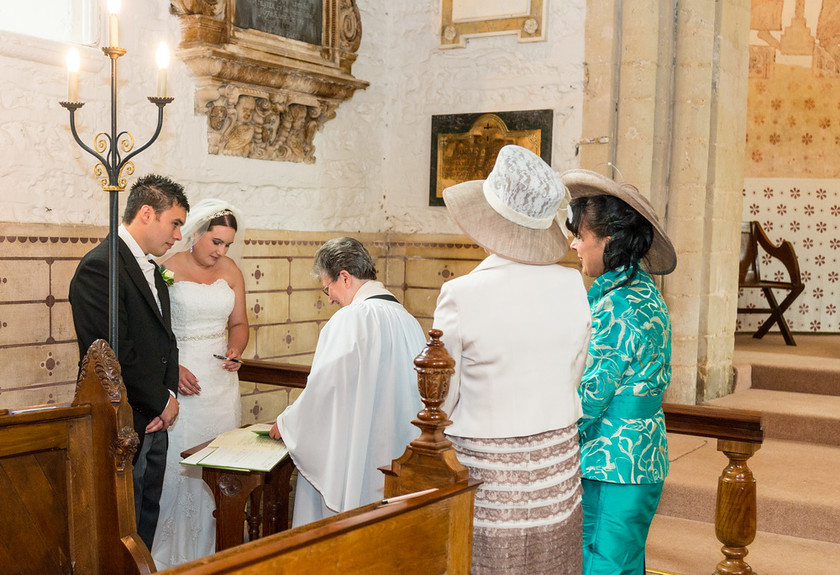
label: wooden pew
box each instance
[0,339,154,575]
[159,481,478,575]
[160,329,478,574]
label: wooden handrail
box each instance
[238,359,309,389]
[663,403,763,443]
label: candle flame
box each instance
[156,42,170,69]
[107,0,121,15]
[66,48,81,73]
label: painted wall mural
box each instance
[741,0,840,333]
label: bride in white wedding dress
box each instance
[151,199,249,569]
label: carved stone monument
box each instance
[171,0,368,163]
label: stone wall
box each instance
[0,0,585,234]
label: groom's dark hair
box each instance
[123,174,190,224]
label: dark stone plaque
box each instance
[429,109,553,206]
[235,0,323,46]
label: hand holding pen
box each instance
[213,353,244,372]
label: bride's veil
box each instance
[158,198,245,266]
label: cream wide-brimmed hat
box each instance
[560,169,677,275]
[442,145,570,265]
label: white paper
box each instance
[180,424,289,472]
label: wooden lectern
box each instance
[180,441,296,551]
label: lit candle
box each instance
[156,41,170,98]
[108,0,120,47]
[66,48,80,102]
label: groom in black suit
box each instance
[69,174,189,549]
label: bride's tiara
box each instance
[211,208,234,219]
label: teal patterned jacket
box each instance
[578,266,671,484]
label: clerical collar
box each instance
[351,280,393,305]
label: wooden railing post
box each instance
[381,329,469,496]
[714,439,761,575]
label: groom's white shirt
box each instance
[119,224,161,312]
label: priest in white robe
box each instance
[270,236,426,527]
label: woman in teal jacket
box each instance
[561,169,677,575]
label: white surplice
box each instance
[276,281,426,527]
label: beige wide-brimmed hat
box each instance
[443,145,570,265]
[560,169,677,275]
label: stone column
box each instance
[580,0,752,403]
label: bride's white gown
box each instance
[151,279,241,569]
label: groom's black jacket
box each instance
[69,235,179,440]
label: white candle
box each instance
[107,0,120,47]
[66,48,80,101]
[156,42,170,98]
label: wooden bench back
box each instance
[0,339,154,575]
[160,481,478,575]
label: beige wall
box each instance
[0,222,502,421]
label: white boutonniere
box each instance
[159,265,175,286]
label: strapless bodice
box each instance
[169,279,234,342]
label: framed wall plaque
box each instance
[170,0,368,163]
[429,109,553,206]
[440,0,547,48]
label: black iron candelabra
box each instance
[60,45,173,355]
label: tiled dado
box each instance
[5,223,580,423]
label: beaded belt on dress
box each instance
[177,330,225,341]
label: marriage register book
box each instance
[181,423,289,472]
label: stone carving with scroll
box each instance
[171,0,368,163]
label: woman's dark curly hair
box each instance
[566,195,654,288]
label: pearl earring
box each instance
[189,245,193,253]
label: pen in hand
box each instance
[213,353,243,364]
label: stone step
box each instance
[658,434,840,544]
[705,388,840,446]
[749,362,840,396]
[647,514,840,575]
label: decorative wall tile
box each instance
[52,260,80,301]
[246,292,290,325]
[242,258,290,292]
[288,290,335,323]
[406,258,481,289]
[254,323,322,360]
[0,261,50,301]
[288,257,316,290]
[0,304,50,345]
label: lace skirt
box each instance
[450,424,583,575]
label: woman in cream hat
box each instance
[433,145,592,574]
[562,169,676,575]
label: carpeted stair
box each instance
[645,335,840,575]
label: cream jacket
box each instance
[433,255,591,439]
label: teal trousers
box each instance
[581,478,663,575]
